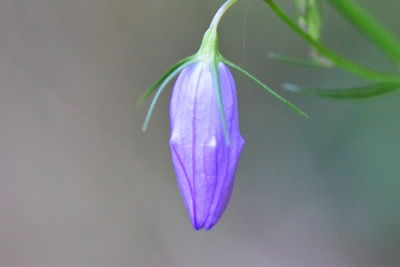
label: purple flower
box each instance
[169,61,245,230]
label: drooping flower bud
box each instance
[169,61,245,230]
[140,0,307,231]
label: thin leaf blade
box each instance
[328,0,400,66]
[268,51,332,68]
[284,82,400,98]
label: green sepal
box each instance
[221,57,309,118]
[284,82,400,98]
[137,56,194,104]
[141,59,197,131]
[210,62,231,145]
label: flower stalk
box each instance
[209,0,238,30]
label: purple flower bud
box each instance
[169,61,245,230]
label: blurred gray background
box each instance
[1,0,399,266]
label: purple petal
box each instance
[169,61,245,230]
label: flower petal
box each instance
[169,61,245,230]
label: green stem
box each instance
[197,0,238,60]
[328,0,400,67]
[209,0,238,30]
[262,0,400,82]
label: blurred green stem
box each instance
[327,0,400,68]
[262,0,400,82]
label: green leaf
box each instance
[137,56,194,104]
[268,51,331,68]
[284,82,400,98]
[141,60,197,131]
[328,0,400,67]
[222,57,309,118]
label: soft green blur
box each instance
[0,0,399,266]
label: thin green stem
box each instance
[262,0,400,83]
[209,0,238,30]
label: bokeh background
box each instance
[1,0,399,266]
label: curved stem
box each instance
[262,0,400,83]
[209,0,238,30]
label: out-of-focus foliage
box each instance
[295,0,321,41]
[264,0,400,98]
[328,0,400,67]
